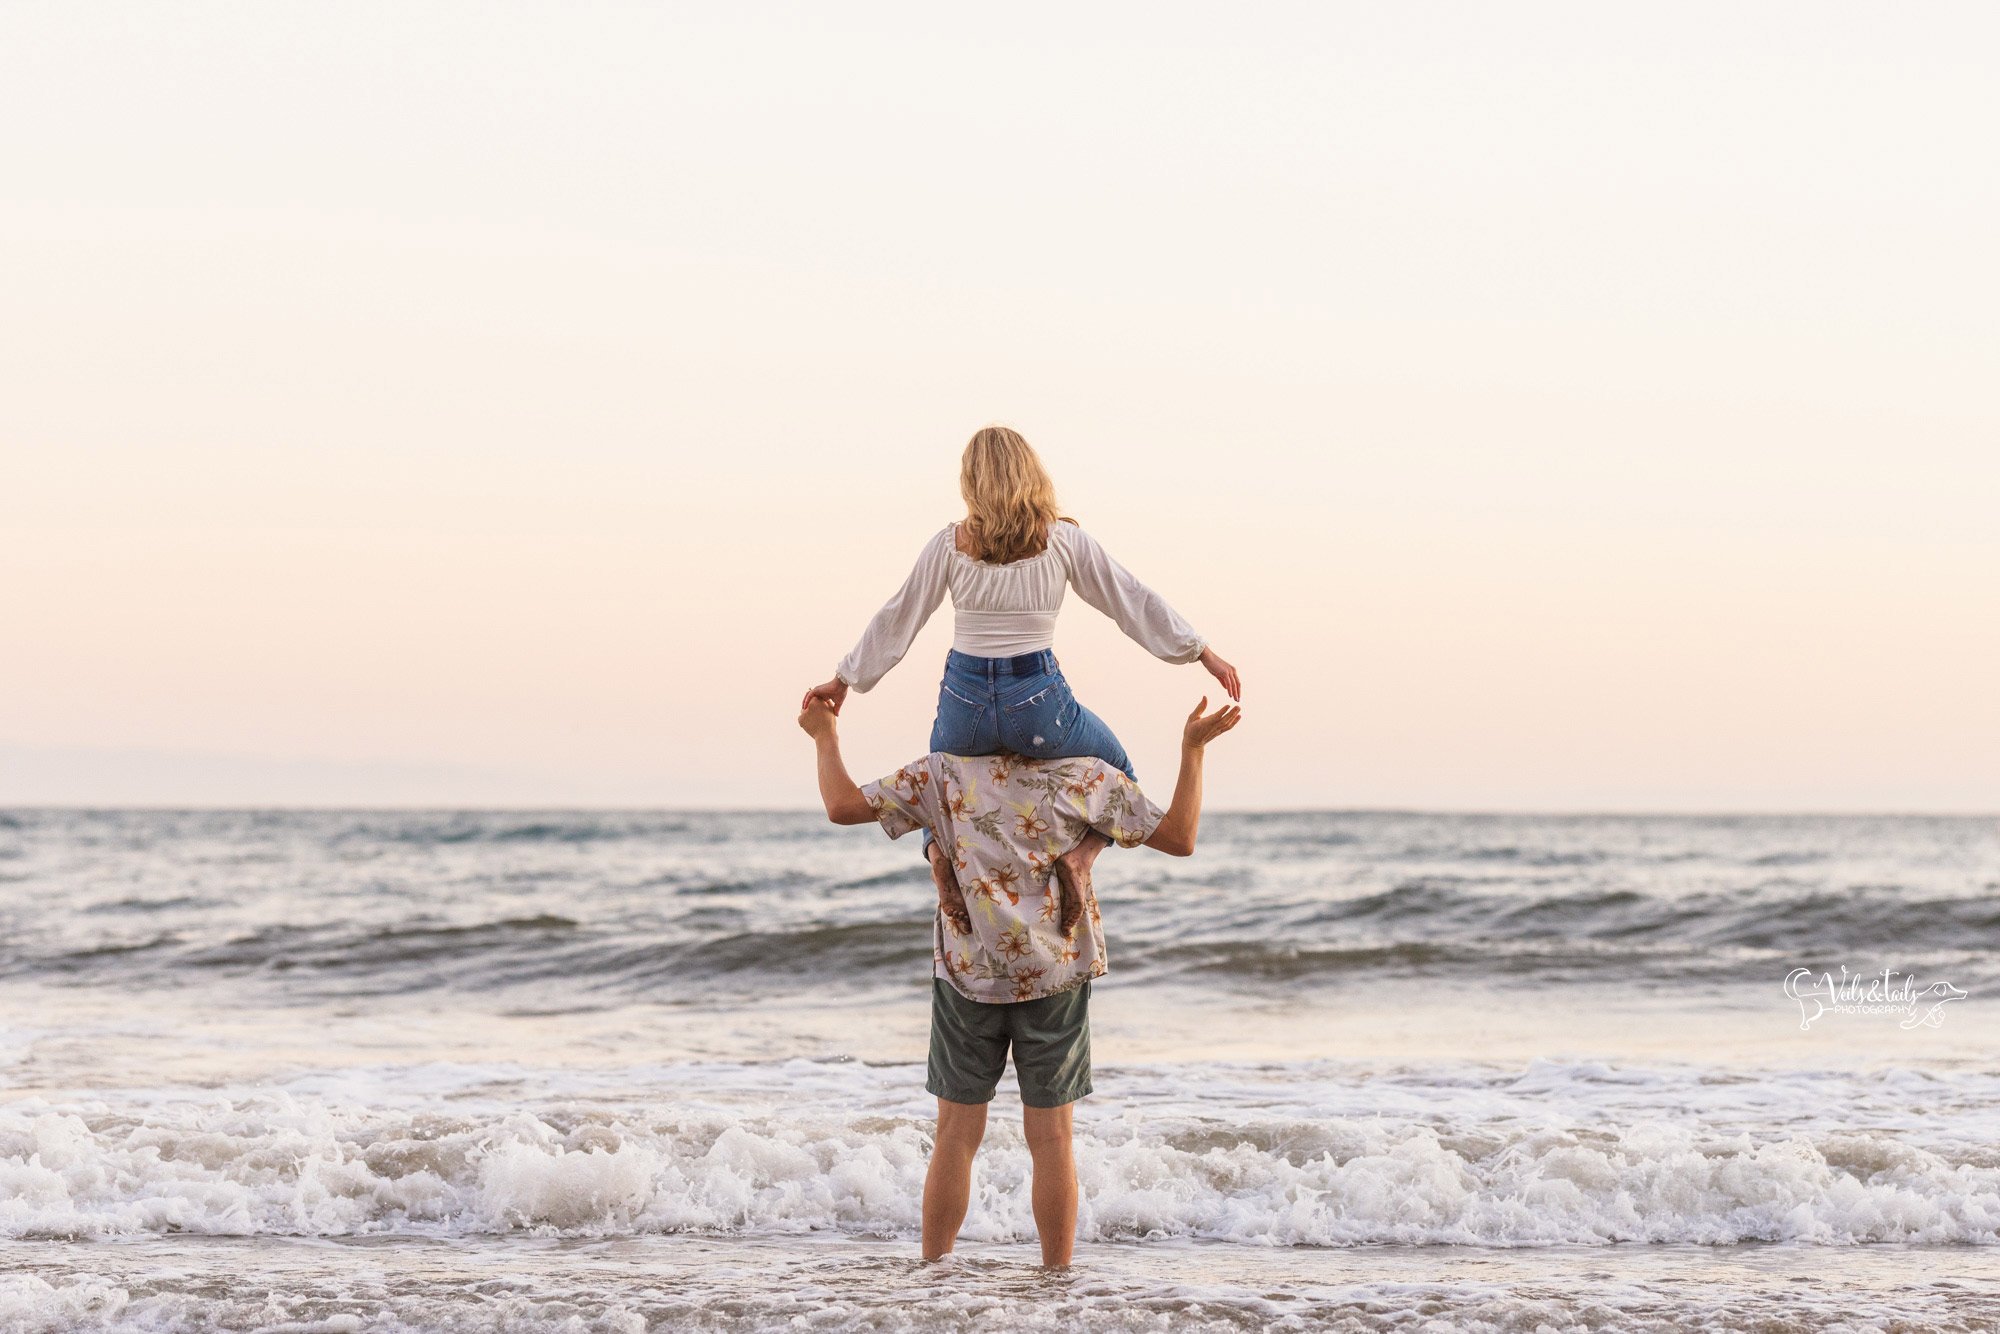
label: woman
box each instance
[801,426,1241,910]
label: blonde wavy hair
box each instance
[959,427,1069,564]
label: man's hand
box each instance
[798,697,841,741]
[1182,696,1242,751]
[800,676,851,715]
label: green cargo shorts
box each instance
[926,976,1093,1108]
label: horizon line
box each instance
[3,804,1993,820]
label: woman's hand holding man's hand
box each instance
[801,676,850,715]
[797,697,841,740]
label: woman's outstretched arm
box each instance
[1055,523,1242,700]
[802,526,953,713]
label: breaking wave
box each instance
[3,1078,1996,1247]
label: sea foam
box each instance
[4,1081,1996,1247]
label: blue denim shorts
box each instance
[928,649,1134,779]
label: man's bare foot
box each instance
[927,840,972,935]
[1053,831,1109,938]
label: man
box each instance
[797,693,1241,1266]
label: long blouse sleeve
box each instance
[834,527,954,692]
[1053,523,1206,664]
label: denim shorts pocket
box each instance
[931,679,987,753]
[999,677,1076,755]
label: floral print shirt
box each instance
[861,753,1165,1004]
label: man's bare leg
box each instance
[1052,831,1109,937]
[922,1097,988,1260]
[1022,1102,1078,1266]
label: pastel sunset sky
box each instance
[4,2,1994,810]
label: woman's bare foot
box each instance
[1053,831,1110,938]
[927,840,972,935]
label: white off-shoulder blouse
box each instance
[834,522,1205,692]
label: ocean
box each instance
[1,809,1995,1331]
